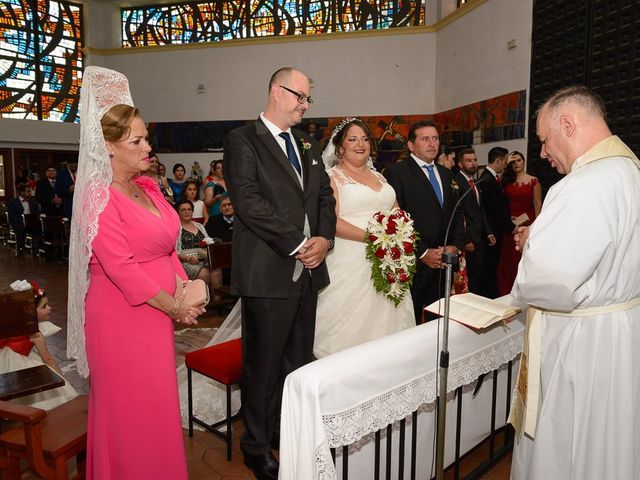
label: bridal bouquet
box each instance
[365,209,418,306]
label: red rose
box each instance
[398,269,409,283]
[375,247,386,259]
[375,212,385,223]
[386,272,396,284]
[403,242,414,254]
[369,234,378,242]
[390,246,401,260]
[385,219,397,235]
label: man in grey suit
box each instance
[224,67,336,480]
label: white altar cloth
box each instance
[280,314,525,479]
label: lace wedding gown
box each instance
[314,167,415,358]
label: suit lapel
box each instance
[436,163,452,208]
[255,119,303,192]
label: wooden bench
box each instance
[0,395,89,479]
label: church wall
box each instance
[1,0,532,171]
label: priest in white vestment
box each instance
[508,86,640,480]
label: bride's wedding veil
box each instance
[67,67,134,378]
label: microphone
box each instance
[442,175,488,256]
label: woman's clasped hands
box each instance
[169,283,206,325]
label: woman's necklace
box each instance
[113,179,141,198]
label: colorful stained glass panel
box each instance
[122,0,425,47]
[0,0,83,122]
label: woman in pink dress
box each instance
[67,67,205,479]
[496,151,542,295]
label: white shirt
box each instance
[20,196,30,215]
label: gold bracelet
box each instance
[169,297,180,316]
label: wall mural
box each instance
[149,89,526,168]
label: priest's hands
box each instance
[514,226,529,252]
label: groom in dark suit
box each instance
[224,67,336,480]
[384,120,464,323]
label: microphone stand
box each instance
[435,250,457,480]
[434,174,487,480]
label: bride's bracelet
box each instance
[169,297,180,316]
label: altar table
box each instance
[280,313,525,479]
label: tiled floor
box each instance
[0,244,511,479]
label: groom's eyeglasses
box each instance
[279,85,314,105]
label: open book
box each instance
[425,293,522,329]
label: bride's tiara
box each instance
[331,117,361,138]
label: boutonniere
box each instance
[300,140,312,154]
[450,180,459,192]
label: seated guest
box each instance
[35,165,63,216]
[181,180,208,224]
[205,194,234,242]
[175,199,221,289]
[0,281,78,410]
[144,153,174,204]
[156,160,174,203]
[203,160,226,217]
[8,184,40,256]
[168,163,187,199]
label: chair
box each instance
[0,395,89,480]
[0,212,12,246]
[0,291,88,479]
[22,213,42,256]
[185,337,242,460]
[3,213,16,248]
[40,215,67,260]
[206,242,236,309]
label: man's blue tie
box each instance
[279,132,302,175]
[423,164,443,207]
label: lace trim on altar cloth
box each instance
[315,438,337,480]
[319,330,523,449]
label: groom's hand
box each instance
[296,236,329,269]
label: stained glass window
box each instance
[122,0,425,47]
[0,0,83,122]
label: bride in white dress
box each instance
[314,119,414,358]
[176,119,415,427]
